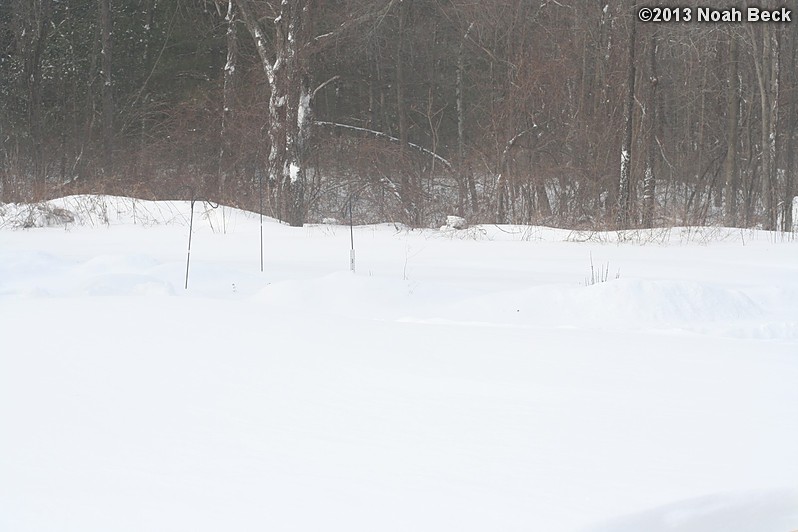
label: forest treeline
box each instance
[0,0,795,229]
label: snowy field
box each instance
[1,195,797,532]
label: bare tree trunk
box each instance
[693,67,707,224]
[274,2,310,227]
[0,114,7,201]
[597,1,612,118]
[395,0,417,223]
[457,22,476,214]
[724,34,740,226]
[617,4,636,228]
[497,172,507,224]
[766,26,780,231]
[100,0,114,176]
[642,30,658,228]
[216,0,239,201]
[236,0,311,226]
[536,182,551,218]
[23,0,51,189]
[136,0,155,181]
[753,22,780,230]
[785,104,795,231]
[783,22,796,231]
[496,131,526,224]
[396,0,409,149]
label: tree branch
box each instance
[315,121,453,169]
[234,0,275,84]
[311,75,339,100]
[307,0,398,52]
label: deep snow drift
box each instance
[1,196,797,532]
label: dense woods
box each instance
[0,0,795,229]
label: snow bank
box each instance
[265,274,768,337]
[585,490,798,532]
[0,195,267,229]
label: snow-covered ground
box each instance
[1,196,797,532]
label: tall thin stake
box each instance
[184,197,196,289]
[259,172,264,272]
[349,197,355,272]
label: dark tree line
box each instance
[0,0,795,230]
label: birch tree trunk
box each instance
[236,0,312,226]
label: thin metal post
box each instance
[184,197,195,289]
[349,197,355,272]
[259,172,264,272]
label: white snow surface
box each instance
[1,195,797,532]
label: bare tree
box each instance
[749,9,781,230]
[456,22,476,214]
[215,0,239,201]
[100,0,114,176]
[642,29,658,228]
[17,0,53,188]
[617,3,636,228]
[781,18,797,231]
[233,0,313,225]
[233,0,393,225]
[723,33,740,226]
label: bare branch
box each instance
[315,121,453,170]
[311,75,340,100]
[234,0,275,84]
[308,0,397,51]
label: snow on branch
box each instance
[315,121,453,170]
[502,130,529,160]
[312,75,340,100]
